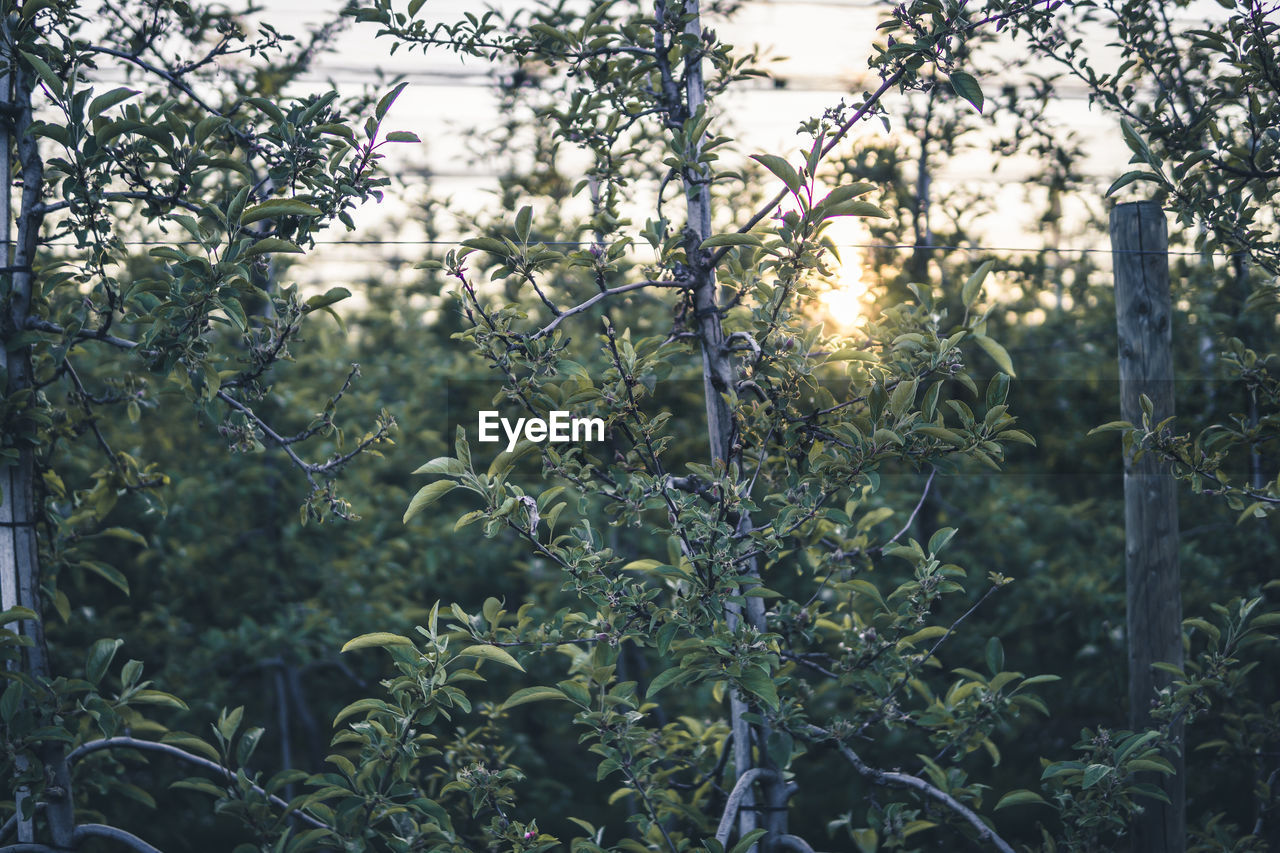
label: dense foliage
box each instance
[2,1,1278,852]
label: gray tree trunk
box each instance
[1,22,75,844]
[671,0,787,847]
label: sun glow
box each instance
[817,217,872,331]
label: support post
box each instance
[1110,200,1185,853]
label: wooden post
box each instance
[1110,201,1185,853]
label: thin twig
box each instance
[81,45,246,139]
[709,71,904,269]
[883,467,937,548]
[529,280,688,340]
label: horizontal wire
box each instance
[36,238,1234,257]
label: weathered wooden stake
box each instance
[1111,200,1185,853]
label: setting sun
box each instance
[817,216,872,330]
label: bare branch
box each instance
[715,767,780,845]
[68,737,332,831]
[24,317,142,352]
[530,280,688,340]
[883,467,936,549]
[72,824,164,853]
[35,191,205,217]
[776,834,817,853]
[217,391,315,479]
[80,46,246,139]
[804,725,1016,853]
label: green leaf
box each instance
[130,690,189,710]
[384,130,421,143]
[949,71,984,112]
[404,480,458,523]
[646,666,693,699]
[98,527,148,546]
[995,789,1049,809]
[739,667,778,710]
[86,637,123,685]
[458,644,525,672]
[822,199,888,218]
[89,87,139,119]
[1120,117,1153,162]
[844,578,886,610]
[972,335,1015,376]
[730,830,769,853]
[751,153,802,193]
[888,378,917,419]
[962,260,994,308]
[851,828,877,853]
[556,680,591,707]
[515,205,533,242]
[244,96,285,123]
[700,233,764,249]
[1088,420,1134,435]
[461,236,509,255]
[1082,763,1113,789]
[997,429,1037,446]
[240,198,322,225]
[928,527,957,555]
[81,560,130,595]
[1107,169,1161,197]
[413,456,465,476]
[821,182,876,205]
[341,632,414,653]
[304,286,352,311]
[915,425,966,446]
[376,81,409,121]
[332,698,392,727]
[487,439,538,478]
[160,733,222,763]
[20,51,63,97]
[169,778,224,798]
[828,348,877,363]
[244,237,304,258]
[0,606,39,624]
[985,637,1005,675]
[899,626,946,647]
[500,686,568,710]
[1127,758,1175,775]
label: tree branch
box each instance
[709,71,904,269]
[529,280,687,340]
[804,725,1015,853]
[24,317,142,352]
[67,737,331,830]
[882,467,936,549]
[35,191,205,217]
[715,767,779,845]
[775,834,816,853]
[72,824,164,853]
[80,45,246,139]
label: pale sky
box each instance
[233,0,1157,292]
